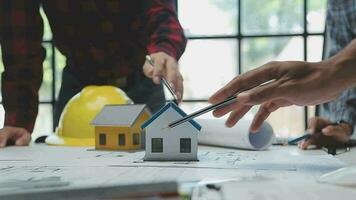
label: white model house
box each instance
[141,102,202,161]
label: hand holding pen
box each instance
[287,117,353,149]
[143,53,183,104]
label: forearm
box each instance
[145,0,187,60]
[0,0,44,132]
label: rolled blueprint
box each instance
[197,118,274,150]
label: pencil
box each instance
[145,55,179,104]
[168,95,237,128]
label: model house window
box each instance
[180,138,191,153]
[99,133,106,145]
[118,134,125,146]
[133,133,140,145]
[151,138,163,153]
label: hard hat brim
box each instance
[45,134,95,146]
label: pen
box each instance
[288,133,311,145]
[288,122,341,145]
[145,55,179,104]
[166,80,276,129]
[167,95,237,128]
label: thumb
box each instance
[142,61,154,78]
[0,133,9,148]
[15,132,31,146]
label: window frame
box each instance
[180,138,191,153]
[118,133,126,146]
[132,133,140,145]
[151,138,163,153]
[99,133,106,145]
[177,0,326,129]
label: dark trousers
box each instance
[53,67,165,127]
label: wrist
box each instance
[318,56,354,93]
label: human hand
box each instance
[299,117,352,150]
[143,52,183,103]
[0,126,31,148]
[209,61,342,131]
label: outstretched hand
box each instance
[209,61,343,132]
[299,117,352,150]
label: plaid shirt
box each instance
[0,0,187,132]
[320,0,356,134]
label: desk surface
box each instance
[0,144,354,199]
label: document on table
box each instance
[0,145,347,198]
[191,179,356,200]
[197,118,275,150]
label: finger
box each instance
[322,125,350,143]
[0,133,9,148]
[175,74,184,103]
[15,132,31,146]
[212,100,242,118]
[236,79,287,105]
[142,61,154,78]
[152,55,165,84]
[250,99,288,133]
[225,106,252,127]
[321,125,341,136]
[299,137,317,150]
[209,62,280,104]
[165,57,181,99]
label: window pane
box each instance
[151,138,163,153]
[308,106,316,119]
[179,39,237,100]
[178,0,238,36]
[133,133,140,145]
[241,0,303,35]
[307,0,327,33]
[0,105,4,128]
[180,138,191,153]
[307,36,323,62]
[118,134,125,146]
[266,106,305,138]
[242,37,303,72]
[40,43,53,102]
[32,104,53,140]
[55,48,66,100]
[40,7,52,41]
[99,133,106,145]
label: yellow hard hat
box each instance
[45,85,133,146]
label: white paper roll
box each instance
[197,118,274,150]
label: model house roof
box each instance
[141,102,201,131]
[91,104,151,127]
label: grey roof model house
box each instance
[141,102,201,161]
[91,104,151,150]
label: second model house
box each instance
[141,102,202,161]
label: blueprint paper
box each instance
[197,118,274,150]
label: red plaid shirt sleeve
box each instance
[0,0,45,132]
[146,0,187,60]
